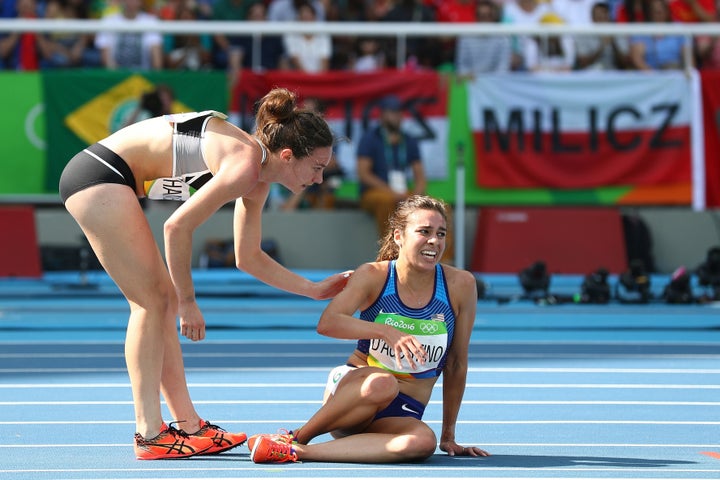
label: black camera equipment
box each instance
[662,266,695,304]
[578,268,612,304]
[616,259,651,303]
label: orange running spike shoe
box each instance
[247,429,295,452]
[191,420,247,454]
[250,435,299,463]
[134,422,214,460]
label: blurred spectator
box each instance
[37,0,101,68]
[281,1,331,73]
[227,2,283,71]
[434,0,478,22]
[122,83,175,127]
[454,0,512,79]
[667,0,717,68]
[267,0,325,20]
[614,0,650,21]
[211,0,259,75]
[211,0,256,22]
[0,0,41,70]
[382,0,441,69]
[328,0,368,69]
[95,0,163,70]
[212,0,280,87]
[1,0,16,17]
[668,0,716,22]
[433,0,479,70]
[551,0,599,69]
[697,15,720,68]
[358,95,455,262]
[351,37,386,72]
[521,11,576,72]
[609,0,648,67]
[357,95,427,239]
[195,0,214,19]
[628,0,691,70]
[552,0,596,24]
[329,0,367,21]
[574,1,629,69]
[503,0,552,23]
[163,0,213,70]
[366,0,396,21]
[157,0,181,19]
[503,0,552,70]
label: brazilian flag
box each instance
[42,70,228,192]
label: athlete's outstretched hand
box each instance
[440,440,490,457]
[311,270,354,300]
[179,300,206,342]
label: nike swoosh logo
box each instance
[401,403,419,415]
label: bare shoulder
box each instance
[325,261,389,312]
[346,261,388,294]
[441,264,476,289]
[351,261,390,285]
[206,123,265,196]
[201,116,253,157]
[441,264,478,303]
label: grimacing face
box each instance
[397,209,447,267]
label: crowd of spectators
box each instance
[1,0,719,73]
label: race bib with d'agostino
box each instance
[367,312,448,379]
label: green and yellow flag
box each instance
[42,69,228,192]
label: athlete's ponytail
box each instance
[254,87,334,158]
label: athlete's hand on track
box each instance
[440,440,490,457]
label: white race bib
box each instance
[144,177,194,201]
[367,313,447,378]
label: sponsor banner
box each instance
[469,72,693,192]
[0,73,45,195]
[42,70,227,192]
[700,69,720,208]
[232,70,449,180]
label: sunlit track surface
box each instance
[1,272,719,479]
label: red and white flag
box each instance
[469,71,695,190]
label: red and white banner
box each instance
[232,70,449,179]
[469,72,695,190]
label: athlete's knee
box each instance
[130,280,177,319]
[358,371,398,406]
[412,428,438,460]
[396,426,437,461]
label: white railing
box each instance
[3,19,720,35]
[2,19,719,69]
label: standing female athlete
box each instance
[59,87,350,460]
[248,195,489,463]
